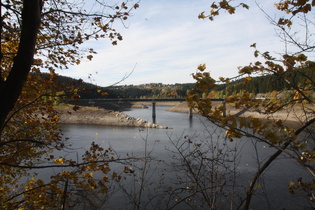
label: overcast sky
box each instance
[59,0,285,86]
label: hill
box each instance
[216,68,315,95]
[41,73,195,99]
[39,68,315,100]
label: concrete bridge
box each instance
[82,98,179,102]
[79,98,224,103]
[76,98,225,123]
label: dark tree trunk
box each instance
[0,0,42,133]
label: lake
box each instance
[58,106,313,209]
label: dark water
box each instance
[57,106,313,209]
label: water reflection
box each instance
[188,114,194,128]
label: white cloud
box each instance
[60,0,288,86]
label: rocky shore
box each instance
[56,105,169,129]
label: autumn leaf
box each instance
[134,3,139,9]
[197,64,207,71]
[53,158,65,164]
[198,12,206,19]
[102,92,109,97]
[244,76,251,84]
[87,55,93,60]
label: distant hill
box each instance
[40,68,314,100]
[214,68,315,96]
[39,73,194,99]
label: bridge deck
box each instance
[80,98,224,102]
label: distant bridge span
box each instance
[78,98,262,121]
[77,98,226,122]
[80,98,224,102]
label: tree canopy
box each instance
[0,0,139,208]
[188,0,315,208]
[1,0,315,209]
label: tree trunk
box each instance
[0,0,42,134]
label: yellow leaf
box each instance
[198,12,206,19]
[52,115,60,122]
[244,76,251,84]
[54,158,65,164]
[197,64,207,71]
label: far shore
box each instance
[167,101,311,129]
[56,101,312,130]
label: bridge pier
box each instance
[222,100,226,117]
[188,108,193,118]
[152,100,156,123]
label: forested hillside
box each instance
[207,68,315,99]
[46,73,195,99]
[220,68,315,95]
[49,67,314,100]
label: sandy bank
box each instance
[167,101,313,129]
[56,106,169,129]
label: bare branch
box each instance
[0,157,140,169]
[0,139,45,146]
[106,63,137,87]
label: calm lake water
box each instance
[57,106,313,209]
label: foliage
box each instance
[188,0,315,209]
[214,68,315,97]
[51,68,315,101]
[0,0,140,208]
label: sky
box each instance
[59,0,285,87]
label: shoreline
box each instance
[56,101,311,130]
[56,105,169,129]
[167,101,310,129]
